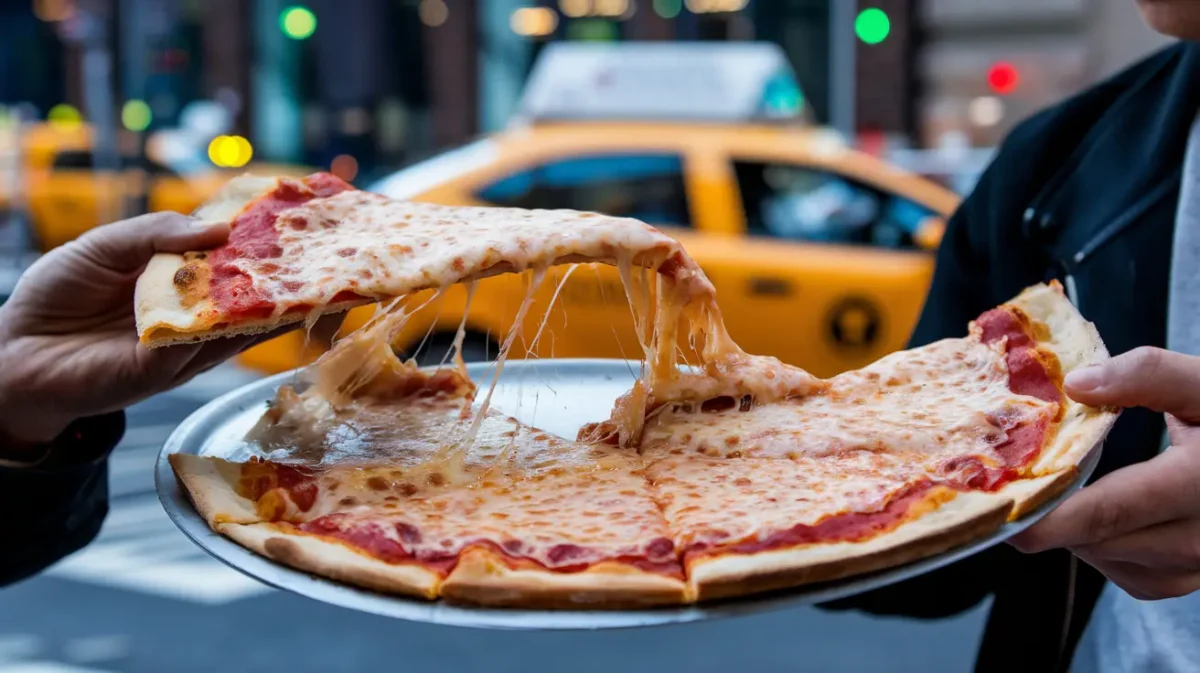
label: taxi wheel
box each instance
[411,332,497,368]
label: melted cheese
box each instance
[237,192,691,317]
[641,337,1052,463]
[293,451,676,571]
[647,453,926,551]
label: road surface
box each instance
[0,365,989,673]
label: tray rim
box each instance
[155,358,1105,631]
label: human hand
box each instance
[0,213,339,449]
[1010,347,1200,600]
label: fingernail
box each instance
[1065,366,1104,391]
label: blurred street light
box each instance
[121,99,152,132]
[280,5,316,39]
[33,0,74,22]
[419,0,449,27]
[986,61,1020,95]
[47,103,82,131]
[652,0,681,19]
[855,7,890,44]
[208,135,253,168]
[684,0,747,14]
[561,0,635,18]
[560,0,588,18]
[511,7,558,37]
[968,96,1004,127]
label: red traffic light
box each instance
[987,62,1019,95]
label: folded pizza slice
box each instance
[135,172,712,347]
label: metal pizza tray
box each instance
[156,359,1104,631]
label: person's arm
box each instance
[0,412,125,586]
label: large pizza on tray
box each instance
[139,173,1119,608]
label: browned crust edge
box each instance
[169,453,261,526]
[440,547,690,609]
[218,522,442,600]
[687,490,1012,602]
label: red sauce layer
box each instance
[205,172,354,321]
[298,516,458,575]
[684,481,936,564]
[238,460,320,514]
[975,306,1063,471]
[976,307,1063,405]
[298,513,684,579]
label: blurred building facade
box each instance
[0,0,1178,182]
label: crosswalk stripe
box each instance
[46,497,273,605]
[0,664,118,673]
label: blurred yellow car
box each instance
[2,122,310,250]
[238,121,959,379]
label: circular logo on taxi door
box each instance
[827,296,883,349]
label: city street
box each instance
[0,365,989,673]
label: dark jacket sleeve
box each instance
[0,411,125,587]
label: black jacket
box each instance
[823,42,1200,673]
[0,411,125,586]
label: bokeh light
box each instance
[653,0,682,19]
[419,0,449,27]
[330,154,359,182]
[47,103,82,131]
[987,62,1020,95]
[855,8,890,45]
[510,7,558,37]
[280,6,317,40]
[121,100,152,132]
[208,135,253,168]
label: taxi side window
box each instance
[476,154,691,228]
[733,160,935,250]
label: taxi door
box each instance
[682,150,945,378]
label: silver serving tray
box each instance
[156,358,1103,630]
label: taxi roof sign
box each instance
[512,42,810,126]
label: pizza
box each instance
[134,172,710,347]
[147,173,1119,609]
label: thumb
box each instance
[1064,347,1200,423]
[75,212,230,273]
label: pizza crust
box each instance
[687,490,1011,602]
[1004,282,1119,486]
[440,547,690,608]
[218,522,443,600]
[169,453,261,525]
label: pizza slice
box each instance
[645,454,1011,601]
[614,281,1119,600]
[171,315,688,608]
[134,172,710,348]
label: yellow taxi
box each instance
[2,122,309,250]
[239,42,958,378]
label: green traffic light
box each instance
[121,100,152,132]
[280,6,317,40]
[855,7,890,45]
